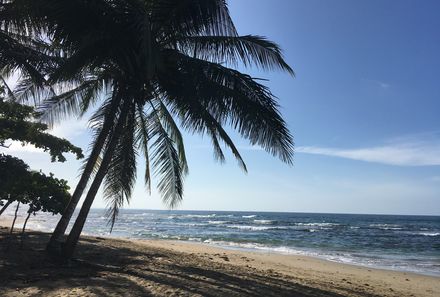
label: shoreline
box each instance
[137,238,440,278]
[1,217,439,278]
[1,222,439,296]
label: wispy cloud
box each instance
[361,78,390,89]
[297,136,440,166]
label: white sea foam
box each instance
[296,222,340,227]
[208,221,229,225]
[242,215,256,218]
[253,220,274,224]
[418,232,439,237]
[226,225,288,231]
[185,214,217,218]
[369,224,400,228]
[203,240,303,254]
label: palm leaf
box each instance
[135,103,152,193]
[155,99,188,174]
[158,52,294,165]
[176,35,294,75]
[104,103,137,231]
[148,106,184,208]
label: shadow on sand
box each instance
[0,228,373,297]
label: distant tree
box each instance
[0,98,83,162]
[20,170,70,234]
[0,154,28,215]
[0,89,81,220]
[0,154,70,233]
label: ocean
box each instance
[4,209,440,276]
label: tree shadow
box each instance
[0,230,378,297]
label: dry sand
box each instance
[0,224,439,297]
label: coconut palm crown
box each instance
[0,0,294,257]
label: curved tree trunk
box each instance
[62,104,129,259]
[21,208,32,235]
[0,199,12,216]
[10,202,20,234]
[20,207,32,249]
[47,99,122,253]
[46,124,110,252]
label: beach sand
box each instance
[0,223,438,297]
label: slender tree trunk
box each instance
[20,208,32,249]
[21,209,32,235]
[0,200,12,216]
[10,202,20,234]
[62,104,129,259]
[47,99,122,252]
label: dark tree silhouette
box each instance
[0,0,295,259]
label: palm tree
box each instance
[1,0,295,259]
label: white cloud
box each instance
[297,139,440,166]
[48,118,89,139]
[1,141,46,154]
[1,118,89,155]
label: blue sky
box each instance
[3,0,440,215]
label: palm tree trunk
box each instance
[47,99,122,253]
[0,199,12,216]
[62,105,129,259]
[10,202,20,234]
[46,123,110,252]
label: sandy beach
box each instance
[0,220,439,297]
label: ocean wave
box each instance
[369,224,400,228]
[416,232,439,237]
[208,221,229,225]
[253,220,275,224]
[296,222,340,227]
[242,215,257,218]
[202,240,305,255]
[369,224,404,230]
[175,222,208,227]
[185,214,217,218]
[226,225,288,231]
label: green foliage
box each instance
[0,99,84,162]
[0,153,29,203]
[0,154,70,215]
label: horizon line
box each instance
[86,208,440,217]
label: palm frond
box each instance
[155,99,188,174]
[158,52,294,165]
[37,79,105,126]
[13,77,53,105]
[151,0,237,38]
[148,106,184,208]
[159,88,247,171]
[176,35,294,75]
[135,103,152,193]
[104,103,137,231]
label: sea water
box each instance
[4,209,439,276]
